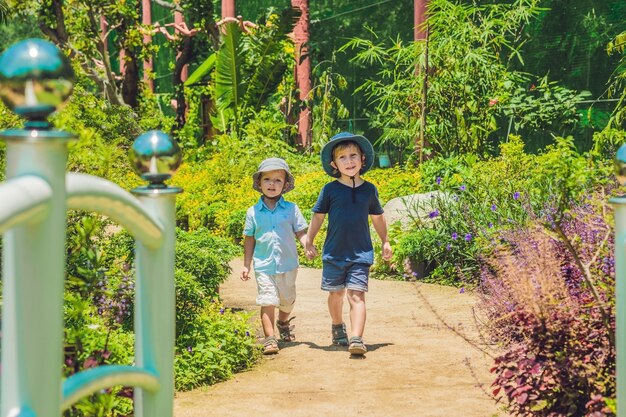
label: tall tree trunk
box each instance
[291,0,311,150]
[122,50,140,108]
[222,0,235,19]
[415,0,430,164]
[142,0,153,92]
[414,0,428,41]
[172,12,193,132]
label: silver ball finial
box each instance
[616,144,626,186]
[0,39,75,122]
[129,130,182,186]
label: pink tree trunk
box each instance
[174,11,188,82]
[222,0,235,19]
[414,0,429,41]
[415,0,430,164]
[291,0,311,149]
[142,0,153,91]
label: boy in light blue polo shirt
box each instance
[241,158,308,355]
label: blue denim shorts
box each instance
[321,260,370,292]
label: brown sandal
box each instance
[277,317,296,342]
[263,336,279,355]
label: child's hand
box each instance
[241,266,251,281]
[305,242,318,259]
[381,241,393,262]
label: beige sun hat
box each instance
[252,158,295,194]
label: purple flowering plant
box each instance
[479,192,616,416]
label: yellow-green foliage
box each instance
[289,170,330,213]
[176,153,421,242]
[175,160,258,233]
[470,135,533,198]
[366,167,423,204]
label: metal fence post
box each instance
[0,39,75,417]
[129,131,182,417]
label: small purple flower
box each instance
[513,191,520,200]
[412,271,418,277]
[459,185,466,191]
[246,331,250,337]
[491,204,497,211]
[446,244,452,251]
[219,308,225,314]
[436,177,442,185]
[451,232,458,240]
[428,209,439,218]
[488,222,493,228]
[465,233,472,241]
[459,287,465,294]
[187,346,193,353]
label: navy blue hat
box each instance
[320,132,375,178]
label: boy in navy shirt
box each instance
[306,132,392,356]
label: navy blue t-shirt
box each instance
[312,180,384,265]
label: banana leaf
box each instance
[215,22,245,132]
[184,53,216,87]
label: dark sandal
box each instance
[263,336,279,355]
[277,317,296,342]
[348,336,367,355]
[331,323,349,346]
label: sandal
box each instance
[277,317,296,342]
[262,336,279,355]
[348,336,367,356]
[331,323,349,346]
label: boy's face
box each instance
[330,143,364,178]
[258,169,286,198]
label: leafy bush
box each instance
[175,228,240,295]
[57,214,253,415]
[175,269,209,338]
[63,291,135,416]
[392,135,606,286]
[366,167,422,204]
[174,301,259,390]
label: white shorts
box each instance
[255,268,297,314]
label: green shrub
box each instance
[174,301,259,390]
[175,228,240,295]
[394,135,607,286]
[226,208,247,244]
[365,167,422,204]
[63,291,135,417]
[175,269,208,338]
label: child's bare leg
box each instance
[347,289,366,337]
[327,289,346,325]
[260,305,276,338]
[277,310,290,322]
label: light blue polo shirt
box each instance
[243,196,308,274]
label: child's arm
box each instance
[241,235,255,281]
[371,214,393,261]
[295,229,308,249]
[305,213,325,259]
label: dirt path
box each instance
[174,258,507,417]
